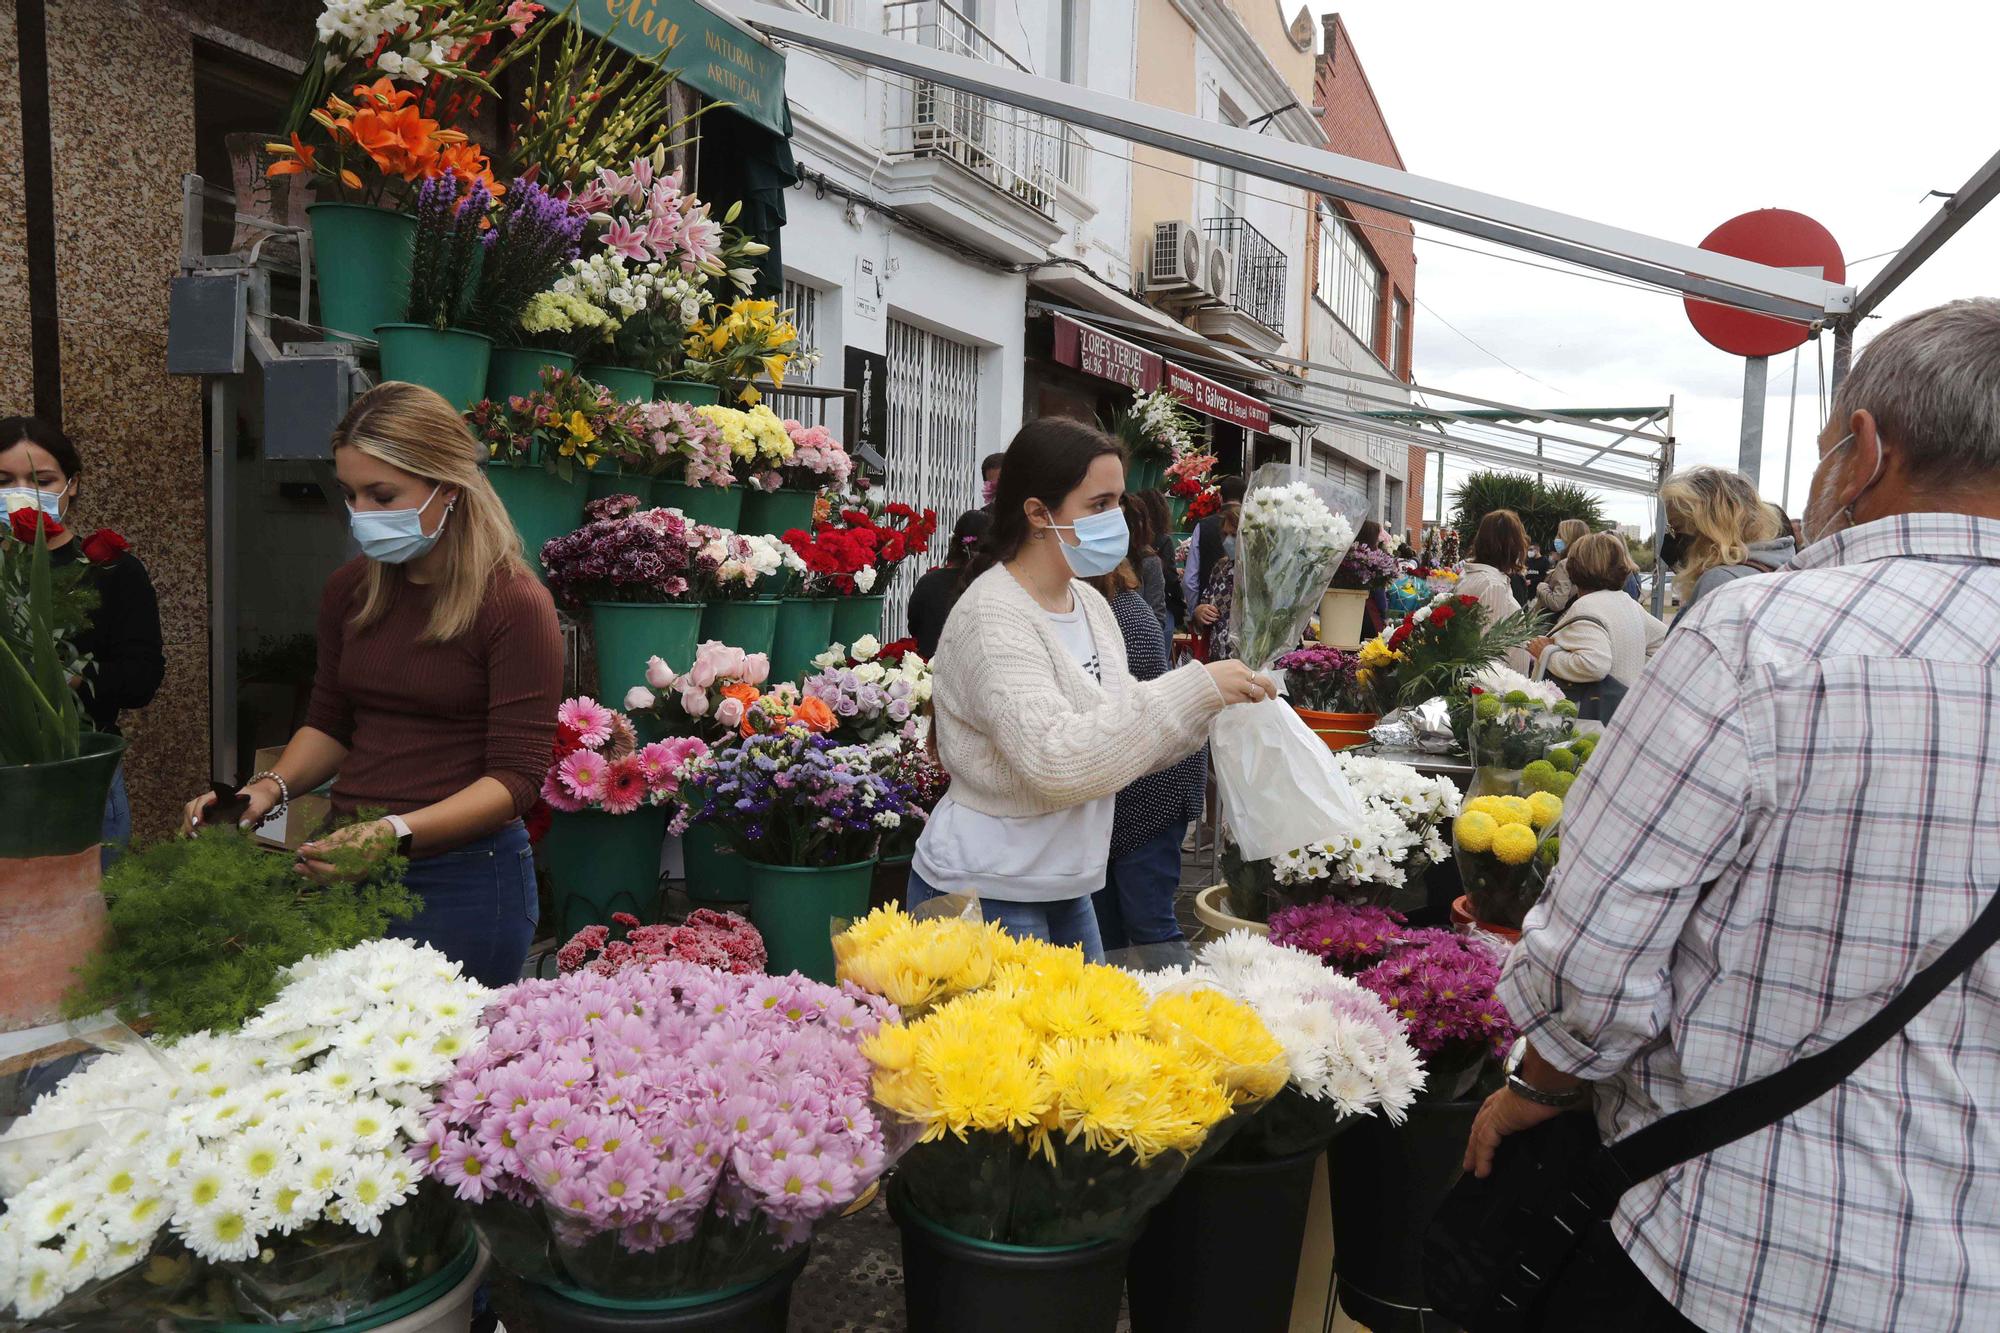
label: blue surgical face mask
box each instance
[1222,535,1238,558]
[349,484,451,564]
[1045,506,1129,578]
[0,482,68,519]
[1551,537,1566,554]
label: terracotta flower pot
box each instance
[1291,705,1378,752]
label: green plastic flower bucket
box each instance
[771,597,836,684]
[739,486,818,542]
[653,480,744,530]
[581,362,655,404]
[829,594,885,647]
[699,599,781,659]
[485,461,586,580]
[0,732,127,859]
[745,858,875,983]
[585,464,647,509]
[487,347,575,404]
[683,822,747,903]
[539,808,668,941]
[308,202,414,339]
[373,324,493,411]
[1127,455,1167,493]
[655,378,721,406]
[589,602,704,707]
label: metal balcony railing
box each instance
[1203,214,1288,333]
[882,0,1074,216]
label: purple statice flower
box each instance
[1269,900,1406,971]
[676,729,912,866]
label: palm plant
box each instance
[1449,471,1605,549]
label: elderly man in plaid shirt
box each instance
[1467,299,2000,1332]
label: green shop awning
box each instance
[572,0,787,134]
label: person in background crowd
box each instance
[1769,501,1806,549]
[1397,529,1418,559]
[1084,556,1202,963]
[1527,532,1665,721]
[1191,501,1242,663]
[1466,297,2000,1332]
[979,452,1005,508]
[1456,509,1532,672]
[182,383,562,988]
[1135,488,1185,633]
[1534,517,1595,616]
[907,508,991,660]
[911,419,1272,960]
[1523,539,1550,605]
[1,415,165,864]
[1121,493,1170,645]
[1180,473,1248,618]
[1354,518,1389,637]
[1658,466,1797,622]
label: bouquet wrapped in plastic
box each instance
[1452,791,1564,930]
[1210,465,1369,859]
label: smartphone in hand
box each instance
[202,783,252,827]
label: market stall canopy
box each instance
[571,0,788,134]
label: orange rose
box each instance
[792,697,836,733]
[720,682,760,706]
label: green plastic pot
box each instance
[770,597,836,684]
[308,203,414,339]
[739,486,818,541]
[582,362,655,403]
[0,732,127,859]
[653,480,744,530]
[829,594,885,647]
[682,822,747,903]
[1169,495,1190,530]
[585,465,648,508]
[655,378,721,406]
[194,1235,479,1332]
[485,461,586,580]
[488,347,576,403]
[374,324,492,411]
[589,602,705,706]
[538,808,667,941]
[699,598,780,659]
[1126,455,1168,493]
[745,858,875,983]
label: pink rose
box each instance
[680,685,710,717]
[713,645,745,680]
[715,697,745,729]
[740,653,771,686]
[688,657,718,689]
[645,655,678,689]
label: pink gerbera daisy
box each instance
[601,757,648,815]
[541,770,585,814]
[558,696,616,748]
[634,742,679,794]
[559,750,609,802]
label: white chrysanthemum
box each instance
[230,1130,293,1187]
[11,1245,67,1319]
[336,1158,411,1237]
[175,1191,271,1263]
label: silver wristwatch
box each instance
[1503,1036,1588,1109]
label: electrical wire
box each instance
[1413,296,1568,397]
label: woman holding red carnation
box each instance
[1,416,165,864]
[179,383,562,987]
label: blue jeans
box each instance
[392,821,537,988]
[1093,820,1189,956]
[100,764,131,871]
[907,867,1104,963]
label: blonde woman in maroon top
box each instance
[182,382,563,985]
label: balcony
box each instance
[1194,215,1289,353]
[879,0,1074,262]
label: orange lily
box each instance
[351,77,419,111]
[433,140,505,197]
[264,133,316,178]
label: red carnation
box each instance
[1430,605,1456,625]
[525,799,553,845]
[1457,594,1479,607]
[80,528,131,564]
[7,510,63,544]
[1389,624,1411,649]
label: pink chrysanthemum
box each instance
[558,696,616,748]
[602,757,648,816]
[559,750,609,802]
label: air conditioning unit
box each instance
[1204,240,1235,303]
[1146,220,1205,300]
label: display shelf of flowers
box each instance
[0,512,128,1033]
[1164,450,1217,532]
[0,939,492,1329]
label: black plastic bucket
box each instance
[522,1245,808,1332]
[1328,1099,1480,1332]
[889,1179,1135,1333]
[1126,1142,1324,1333]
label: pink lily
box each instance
[602,217,653,263]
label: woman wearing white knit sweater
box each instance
[1527,532,1665,716]
[911,419,1274,960]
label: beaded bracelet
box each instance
[247,770,291,825]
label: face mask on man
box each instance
[349,484,452,565]
[1803,431,1884,544]
[1042,506,1129,579]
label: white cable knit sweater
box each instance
[928,565,1225,818]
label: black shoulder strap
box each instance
[1606,885,2000,1188]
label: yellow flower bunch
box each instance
[1455,792,1561,867]
[1358,637,1403,670]
[684,298,801,405]
[695,404,756,463]
[743,404,795,466]
[1146,989,1289,1107]
[834,903,1024,1016]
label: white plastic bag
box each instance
[1210,696,1366,860]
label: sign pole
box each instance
[1738,354,1768,486]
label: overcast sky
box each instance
[1308,0,2000,534]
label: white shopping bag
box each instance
[1209,696,1367,861]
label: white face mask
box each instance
[348,484,451,564]
[1803,432,1882,544]
[0,481,68,520]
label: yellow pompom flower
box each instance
[1494,796,1535,827]
[1463,796,1505,819]
[1526,791,1564,829]
[1492,822,1540,865]
[1454,810,1499,853]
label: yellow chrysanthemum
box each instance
[1492,822,1540,865]
[1494,796,1535,827]
[1463,795,1506,819]
[1526,791,1564,830]
[1454,810,1499,854]
[1358,638,1402,669]
[1146,989,1287,1107]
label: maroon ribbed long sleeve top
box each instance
[305,559,562,818]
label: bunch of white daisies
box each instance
[1137,931,1425,1122]
[0,940,489,1320]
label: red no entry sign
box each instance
[1684,210,1844,358]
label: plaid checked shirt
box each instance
[1499,513,2000,1333]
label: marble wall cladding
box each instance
[0,1,34,409]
